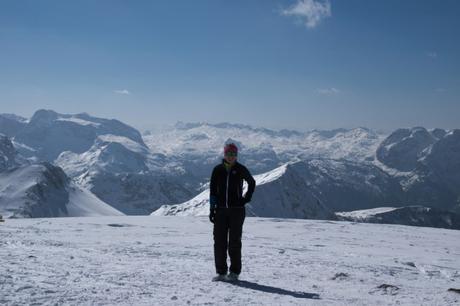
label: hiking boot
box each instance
[225,272,239,282]
[212,274,227,282]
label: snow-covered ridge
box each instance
[253,163,288,185]
[152,162,332,220]
[0,162,123,218]
[174,121,305,137]
[56,135,151,178]
[97,134,148,155]
[66,185,124,217]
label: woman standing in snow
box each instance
[209,143,256,282]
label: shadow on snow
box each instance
[228,280,320,299]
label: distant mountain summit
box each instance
[14,109,146,161]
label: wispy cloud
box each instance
[317,87,340,95]
[281,0,331,29]
[435,87,446,93]
[114,89,131,95]
[426,51,437,59]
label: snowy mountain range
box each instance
[1,110,459,229]
[143,121,385,178]
[1,111,195,215]
[0,135,122,218]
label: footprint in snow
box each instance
[369,284,400,296]
[331,272,349,280]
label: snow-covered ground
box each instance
[1,216,459,305]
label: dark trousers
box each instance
[213,207,246,275]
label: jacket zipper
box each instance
[226,171,230,208]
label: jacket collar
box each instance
[221,159,238,167]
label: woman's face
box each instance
[224,152,237,164]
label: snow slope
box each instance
[0,163,123,218]
[66,185,124,217]
[1,216,459,305]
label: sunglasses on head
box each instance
[225,152,237,157]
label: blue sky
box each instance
[1,0,459,131]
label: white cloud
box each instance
[426,51,437,59]
[114,89,131,95]
[317,87,340,95]
[282,0,331,29]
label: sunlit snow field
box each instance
[1,216,459,305]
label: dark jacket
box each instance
[210,160,256,208]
